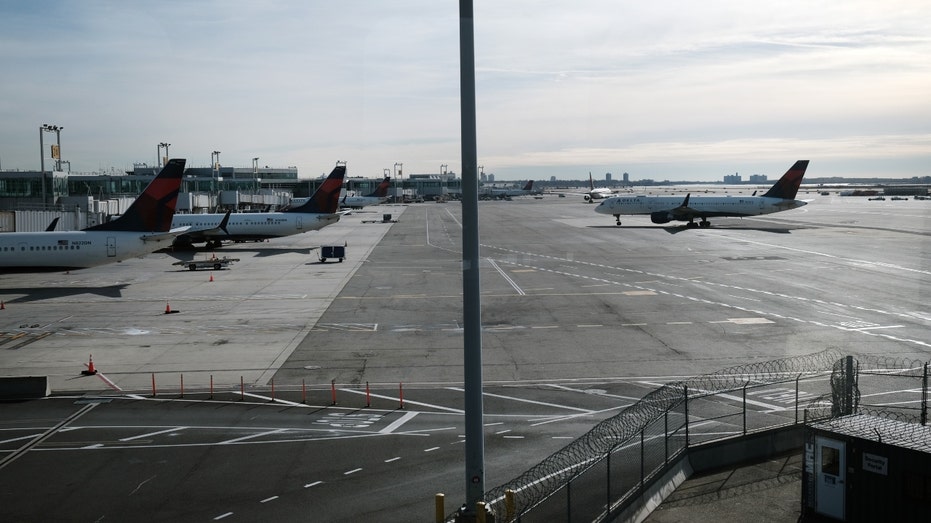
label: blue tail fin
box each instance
[286,164,347,214]
[762,160,809,199]
[85,159,185,232]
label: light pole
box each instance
[252,157,260,192]
[40,124,63,205]
[158,142,171,167]
[441,164,448,175]
[394,162,403,200]
[211,150,221,193]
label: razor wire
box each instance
[478,349,845,519]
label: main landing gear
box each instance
[613,215,621,226]
[686,219,711,228]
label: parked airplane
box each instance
[594,160,810,227]
[485,180,535,199]
[341,177,391,209]
[585,173,614,202]
[171,163,346,248]
[0,158,186,271]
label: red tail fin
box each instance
[762,160,809,199]
[287,163,347,214]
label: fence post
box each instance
[180,374,184,398]
[742,381,749,435]
[664,410,669,464]
[606,451,612,516]
[795,374,801,424]
[922,363,929,426]
[210,374,214,400]
[505,489,515,522]
[640,429,645,491]
[845,355,854,415]
[683,385,690,448]
[566,477,572,523]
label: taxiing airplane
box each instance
[585,173,614,202]
[171,163,346,248]
[594,160,810,228]
[0,158,186,271]
[341,177,391,209]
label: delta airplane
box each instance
[487,180,535,199]
[585,173,614,202]
[171,162,346,248]
[0,158,186,271]
[341,177,391,209]
[595,160,810,228]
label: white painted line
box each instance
[484,422,504,427]
[0,434,43,445]
[260,496,278,503]
[488,258,526,295]
[447,387,593,413]
[384,457,401,463]
[424,447,440,452]
[503,435,525,439]
[379,411,419,434]
[214,512,234,520]
[241,392,307,407]
[340,388,464,414]
[495,430,511,435]
[304,481,323,488]
[119,426,188,442]
[344,468,363,475]
[219,428,286,445]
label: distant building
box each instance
[748,174,768,184]
[623,172,629,184]
[724,173,742,184]
[606,172,612,182]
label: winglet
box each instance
[86,158,185,232]
[286,163,347,214]
[762,160,809,199]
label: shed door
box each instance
[815,436,846,520]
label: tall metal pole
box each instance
[39,126,46,205]
[459,0,484,517]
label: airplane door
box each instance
[296,216,303,231]
[107,236,116,257]
[815,436,846,520]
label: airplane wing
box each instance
[142,225,191,243]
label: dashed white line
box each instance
[344,468,363,475]
[214,512,234,520]
[119,427,188,442]
[384,457,401,463]
[304,481,323,488]
[424,447,440,452]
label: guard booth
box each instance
[802,414,931,522]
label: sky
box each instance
[1,1,929,181]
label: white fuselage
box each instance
[172,211,340,241]
[0,230,173,270]
[595,195,806,219]
[341,196,386,208]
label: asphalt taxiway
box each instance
[1,193,929,522]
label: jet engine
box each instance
[650,211,674,224]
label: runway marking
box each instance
[487,258,526,295]
[344,468,362,475]
[95,372,122,392]
[340,388,464,414]
[503,435,525,439]
[304,481,323,488]
[379,411,419,434]
[424,447,440,452]
[0,402,98,472]
[214,512,234,520]
[260,496,279,503]
[447,387,594,413]
[384,457,401,463]
[120,427,188,442]
[219,428,287,445]
[0,434,43,445]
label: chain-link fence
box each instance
[460,350,931,523]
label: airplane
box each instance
[340,176,391,209]
[584,173,614,202]
[170,162,346,249]
[0,158,186,271]
[485,180,535,199]
[594,160,810,228]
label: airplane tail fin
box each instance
[86,158,185,232]
[589,172,595,191]
[287,163,347,214]
[366,177,391,198]
[762,160,809,199]
[523,180,533,191]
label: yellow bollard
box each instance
[505,489,515,522]
[476,501,486,523]
[435,493,444,523]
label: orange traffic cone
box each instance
[209,273,214,282]
[81,354,97,376]
[1,300,5,310]
[165,301,172,314]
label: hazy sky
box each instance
[1,1,929,181]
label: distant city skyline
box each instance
[1,2,929,181]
